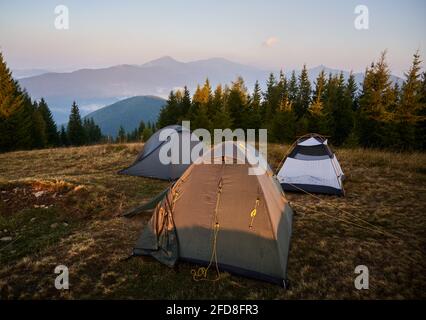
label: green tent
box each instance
[133,142,293,286]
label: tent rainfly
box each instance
[133,141,293,286]
[277,134,345,196]
[118,125,202,180]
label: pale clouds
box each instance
[263,36,278,47]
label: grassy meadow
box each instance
[0,143,425,299]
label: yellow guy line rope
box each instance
[249,198,260,229]
[191,179,222,282]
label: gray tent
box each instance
[133,142,293,286]
[119,125,202,180]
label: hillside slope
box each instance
[0,143,424,299]
[84,96,165,137]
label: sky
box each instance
[0,0,425,76]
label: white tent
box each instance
[277,134,345,196]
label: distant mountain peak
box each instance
[142,56,182,67]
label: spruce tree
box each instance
[211,85,223,117]
[38,98,59,146]
[357,52,396,148]
[288,71,299,106]
[271,84,296,143]
[117,125,126,143]
[395,51,424,149]
[83,117,102,144]
[308,70,327,134]
[188,85,202,124]
[332,72,354,145]
[262,73,279,124]
[0,52,24,118]
[157,91,179,128]
[211,103,232,131]
[190,79,213,131]
[294,64,311,119]
[0,52,32,152]
[31,102,47,149]
[211,84,232,130]
[271,107,296,143]
[179,86,192,120]
[142,126,153,142]
[59,125,68,146]
[346,72,359,111]
[67,101,86,146]
[416,72,426,150]
[192,104,212,131]
[226,77,248,129]
[13,92,34,150]
[137,120,146,140]
[247,80,262,129]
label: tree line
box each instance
[116,120,156,144]
[158,51,426,150]
[1,50,425,152]
[0,52,104,152]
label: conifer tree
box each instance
[308,70,327,134]
[211,84,223,117]
[288,71,298,106]
[117,125,126,143]
[13,92,35,150]
[179,86,192,120]
[394,51,424,149]
[157,91,179,128]
[227,77,248,129]
[38,98,59,146]
[262,73,279,124]
[357,51,396,148]
[192,104,212,131]
[210,84,232,130]
[137,120,146,140]
[59,125,68,146]
[294,64,311,119]
[190,79,213,130]
[346,72,359,111]
[142,126,153,141]
[332,72,354,145]
[83,117,102,144]
[211,103,232,131]
[247,80,262,129]
[0,52,32,151]
[67,101,86,146]
[31,102,47,149]
[0,52,24,118]
[271,84,296,143]
[271,107,296,143]
[416,72,426,150]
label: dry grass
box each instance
[0,143,425,299]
